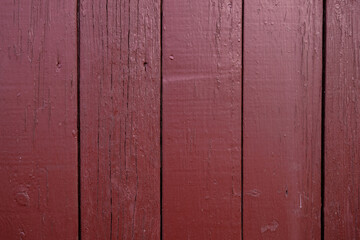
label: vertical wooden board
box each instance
[0,0,78,239]
[162,0,242,238]
[324,1,360,238]
[243,0,322,238]
[79,0,161,239]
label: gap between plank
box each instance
[76,0,81,239]
[321,0,327,239]
[160,0,163,238]
[241,0,245,239]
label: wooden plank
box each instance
[162,0,242,238]
[0,0,78,239]
[243,0,323,238]
[324,1,360,238]
[79,0,161,239]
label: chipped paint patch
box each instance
[261,220,279,233]
[246,189,261,197]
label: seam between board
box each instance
[77,0,81,239]
[241,0,245,239]
[321,0,327,239]
[160,0,163,238]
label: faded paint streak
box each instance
[243,0,323,239]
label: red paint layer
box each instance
[325,0,360,238]
[243,0,323,238]
[162,0,242,238]
[79,0,161,239]
[0,0,78,239]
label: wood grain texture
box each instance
[324,1,360,238]
[243,0,323,238]
[79,0,161,239]
[0,0,78,239]
[162,0,242,238]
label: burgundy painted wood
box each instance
[2,0,360,238]
[162,0,242,238]
[0,0,78,239]
[324,1,360,238]
[243,0,323,238]
[79,0,161,239]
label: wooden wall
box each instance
[0,0,359,239]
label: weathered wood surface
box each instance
[79,0,161,239]
[162,0,242,238]
[0,0,78,239]
[243,0,323,238]
[324,0,360,239]
[2,0,360,238]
